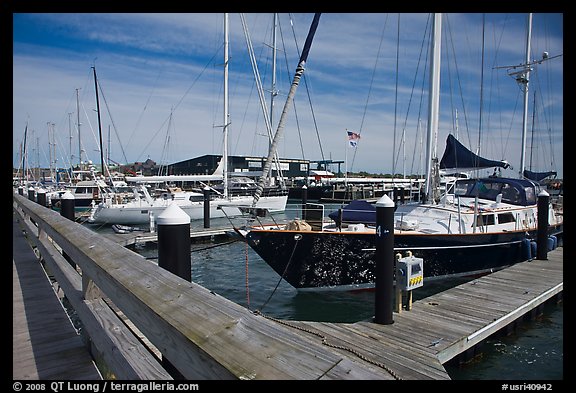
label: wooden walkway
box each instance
[13,217,102,380]
[13,192,563,379]
[285,247,563,379]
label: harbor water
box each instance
[89,202,563,380]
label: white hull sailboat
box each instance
[88,185,288,225]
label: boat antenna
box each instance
[493,13,562,179]
[252,13,321,207]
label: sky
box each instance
[12,12,564,179]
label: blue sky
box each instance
[13,13,563,179]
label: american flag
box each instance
[347,131,360,147]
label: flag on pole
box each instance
[347,131,360,147]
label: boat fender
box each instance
[530,241,537,259]
[521,238,532,261]
[547,236,557,251]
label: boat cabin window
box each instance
[500,183,521,204]
[475,213,495,226]
[455,179,532,206]
[524,186,538,205]
[497,213,516,224]
[77,187,93,194]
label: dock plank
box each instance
[13,216,102,380]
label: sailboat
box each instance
[87,13,288,226]
[235,13,564,290]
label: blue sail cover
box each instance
[523,169,557,182]
[328,200,376,225]
[440,134,510,170]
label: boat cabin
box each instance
[452,178,541,206]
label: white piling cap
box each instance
[538,189,550,197]
[61,191,75,199]
[375,194,395,208]
[157,203,190,225]
[36,188,46,194]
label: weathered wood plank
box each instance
[13,214,102,380]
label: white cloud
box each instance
[13,12,563,178]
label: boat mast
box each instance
[223,13,229,199]
[269,13,278,185]
[424,13,442,202]
[76,88,82,168]
[252,13,321,207]
[92,66,105,177]
[21,123,28,185]
[519,13,532,179]
[270,13,278,149]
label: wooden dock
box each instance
[13,218,102,380]
[12,192,563,380]
[287,247,563,378]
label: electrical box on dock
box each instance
[397,255,424,290]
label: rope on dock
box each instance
[253,310,402,380]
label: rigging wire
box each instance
[135,45,222,162]
[392,13,400,178]
[125,68,164,157]
[444,15,473,155]
[408,15,430,178]
[96,77,129,164]
[350,14,389,173]
[288,13,324,164]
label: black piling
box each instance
[157,203,192,282]
[301,185,308,220]
[536,190,550,260]
[203,186,211,229]
[156,203,191,378]
[374,194,395,325]
[18,186,24,196]
[28,187,35,202]
[36,188,47,207]
[60,191,76,269]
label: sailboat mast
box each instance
[270,13,278,137]
[223,13,229,199]
[519,13,532,179]
[252,13,321,207]
[76,88,82,167]
[424,13,442,202]
[22,123,28,185]
[92,66,105,177]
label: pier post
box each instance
[28,186,35,202]
[536,190,550,260]
[374,194,395,325]
[203,186,211,229]
[149,211,155,234]
[301,185,308,220]
[36,188,47,207]
[60,191,76,269]
[157,203,191,282]
[156,203,191,378]
[18,186,24,196]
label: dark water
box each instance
[105,202,563,381]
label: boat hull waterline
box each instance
[89,195,289,225]
[245,225,563,290]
